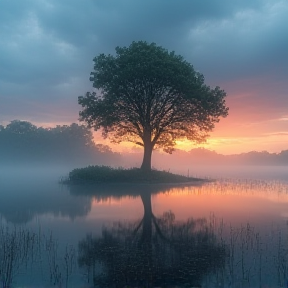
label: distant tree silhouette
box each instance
[0,120,120,166]
[78,191,226,287]
[5,120,38,134]
[78,41,228,171]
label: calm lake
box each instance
[0,165,288,288]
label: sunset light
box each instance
[0,1,287,286]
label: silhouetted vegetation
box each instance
[0,120,120,166]
[0,226,37,287]
[0,225,77,288]
[79,41,228,171]
[63,165,202,184]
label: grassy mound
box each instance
[62,165,201,184]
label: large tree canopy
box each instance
[79,41,228,170]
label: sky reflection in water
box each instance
[0,167,288,287]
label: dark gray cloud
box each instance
[0,0,287,127]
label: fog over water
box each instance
[2,160,287,182]
[120,150,288,181]
[0,162,288,287]
[0,0,287,284]
[174,165,288,181]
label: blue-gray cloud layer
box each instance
[0,0,287,124]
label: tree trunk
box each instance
[140,192,153,242]
[140,192,153,283]
[141,141,153,171]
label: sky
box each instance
[0,0,287,155]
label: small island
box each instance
[62,165,204,185]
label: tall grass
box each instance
[0,224,77,288]
[1,216,288,287]
[203,217,288,288]
[0,225,37,287]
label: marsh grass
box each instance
[0,225,38,288]
[62,165,202,184]
[2,178,288,287]
[1,219,288,287]
[203,218,288,288]
[0,224,77,288]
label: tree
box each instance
[78,41,228,170]
[5,120,38,134]
[0,120,120,166]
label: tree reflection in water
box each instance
[78,191,226,287]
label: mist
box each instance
[120,148,288,180]
[0,120,122,178]
[0,120,287,181]
[0,122,287,287]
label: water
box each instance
[0,165,287,287]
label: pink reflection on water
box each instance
[89,180,288,230]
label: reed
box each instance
[0,225,38,288]
[1,204,288,287]
[0,223,77,288]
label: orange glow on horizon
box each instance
[94,133,288,155]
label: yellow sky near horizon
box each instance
[93,132,288,155]
[11,88,287,155]
[90,88,288,154]
[31,115,288,155]
[91,101,288,155]
[11,112,287,155]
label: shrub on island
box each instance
[63,165,201,184]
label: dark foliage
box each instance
[0,120,120,166]
[65,165,201,184]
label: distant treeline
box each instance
[187,148,288,165]
[0,120,120,166]
[121,148,288,168]
[1,120,286,167]
[151,148,288,166]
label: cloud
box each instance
[264,132,288,136]
[1,0,286,88]
[187,6,288,100]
